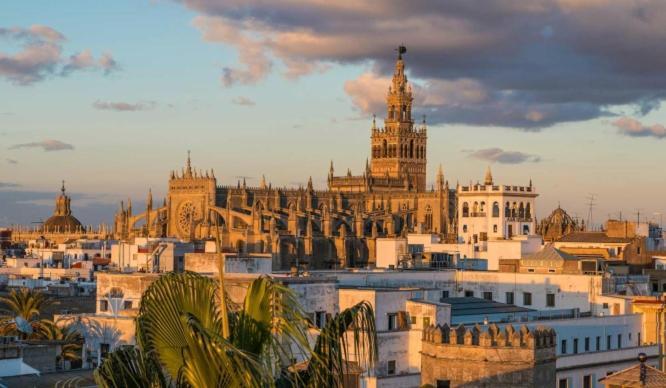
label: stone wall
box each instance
[420,323,556,387]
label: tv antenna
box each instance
[585,194,596,230]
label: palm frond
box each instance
[305,301,377,387]
[94,345,169,388]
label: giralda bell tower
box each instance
[370,46,427,192]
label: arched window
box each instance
[519,203,525,218]
[425,205,433,230]
[390,105,395,120]
[526,203,531,219]
[382,140,387,157]
[480,201,486,212]
[505,202,510,217]
[492,202,500,217]
[473,201,479,214]
[402,105,407,120]
[409,140,414,158]
[399,145,403,158]
[512,202,517,218]
[462,202,469,217]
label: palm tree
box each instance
[0,288,52,339]
[95,272,377,387]
[38,320,84,365]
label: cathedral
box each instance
[113,48,457,270]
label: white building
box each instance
[457,167,537,245]
[110,237,193,272]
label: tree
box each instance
[39,320,84,364]
[95,272,377,387]
[0,288,52,339]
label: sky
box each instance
[1,0,665,228]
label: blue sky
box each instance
[1,0,665,227]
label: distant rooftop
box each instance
[557,232,632,244]
[441,297,534,316]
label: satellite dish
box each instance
[15,316,33,335]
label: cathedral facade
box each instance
[113,49,456,270]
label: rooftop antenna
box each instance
[585,193,596,231]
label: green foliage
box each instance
[95,272,377,388]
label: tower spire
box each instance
[484,166,493,186]
[186,150,192,177]
[61,180,66,194]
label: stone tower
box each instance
[370,46,427,192]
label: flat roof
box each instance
[441,297,535,316]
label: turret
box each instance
[484,166,493,186]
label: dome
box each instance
[43,214,83,232]
[537,206,581,242]
[42,181,83,232]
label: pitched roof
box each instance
[599,363,666,387]
[522,244,579,262]
[557,231,632,244]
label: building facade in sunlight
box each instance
[112,50,457,270]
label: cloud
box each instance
[0,182,20,189]
[178,0,666,129]
[9,139,74,152]
[93,100,156,112]
[231,96,256,106]
[466,148,541,164]
[0,24,119,85]
[5,158,18,164]
[612,117,666,139]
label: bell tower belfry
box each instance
[370,46,427,192]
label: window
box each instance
[638,332,641,345]
[607,335,611,350]
[436,380,451,388]
[546,293,555,307]
[462,203,469,218]
[493,225,498,233]
[441,290,449,299]
[123,300,133,310]
[465,290,474,297]
[99,300,109,312]
[573,338,578,354]
[617,334,622,349]
[558,378,569,388]
[506,292,514,304]
[483,292,493,301]
[423,317,430,327]
[463,225,468,233]
[410,316,416,325]
[523,292,532,306]
[387,360,396,375]
[603,302,609,309]
[100,343,110,359]
[314,311,327,329]
[585,337,590,352]
[583,375,592,388]
[388,314,397,331]
[527,268,535,273]
[596,336,601,351]
[561,339,567,354]
[492,202,500,217]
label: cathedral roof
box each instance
[538,206,580,242]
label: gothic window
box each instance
[492,202,500,217]
[402,105,407,120]
[410,140,414,158]
[462,202,469,217]
[425,205,433,230]
[390,105,395,120]
[399,145,403,158]
[382,140,387,157]
[526,203,532,219]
